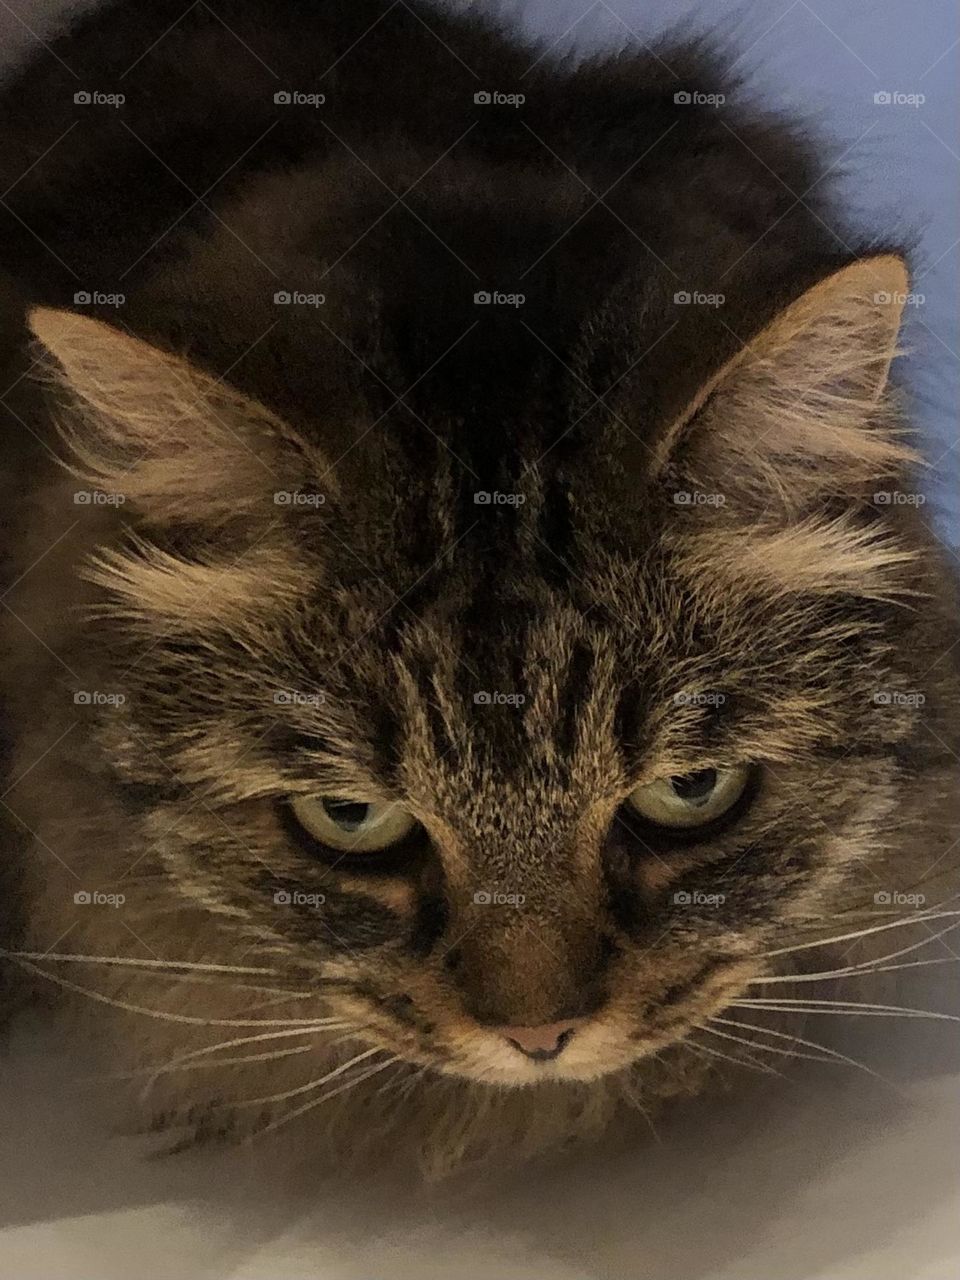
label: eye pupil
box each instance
[321,798,370,831]
[670,769,717,802]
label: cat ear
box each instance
[27,308,322,524]
[656,254,917,504]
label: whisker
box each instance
[84,1043,315,1082]
[731,998,960,1023]
[1,950,281,976]
[138,1024,356,1100]
[759,909,960,960]
[15,958,343,1028]
[232,1045,383,1108]
[751,918,960,984]
[249,1055,400,1140]
[374,1064,425,1100]
[708,1015,891,1084]
[683,1036,783,1078]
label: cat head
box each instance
[27,254,937,1086]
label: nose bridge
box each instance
[449,846,606,1025]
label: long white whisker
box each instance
[709,1015,891,1084]
[250,1055,400,1139]
[138,1024,355,1099]
[760,910,960,960]
[751,918,960,984]
[15,958,341,1028]
[1,950,281,976]
[233,1045,383,1108]
[85,1044,315,1082]
[731,998,960,1023]
[683,1036,783,1078]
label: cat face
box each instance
[24,255,935,1087]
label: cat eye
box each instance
[626,765,751,830]
[289,795,417,854]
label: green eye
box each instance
[289,795,416,853]
[626,765,750,829]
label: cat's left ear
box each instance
[655,254,917,503]
[27,308,324,524]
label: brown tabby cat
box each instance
[1,0,957,1177]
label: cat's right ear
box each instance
[27,308,326,524]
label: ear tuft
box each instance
[657,255,919,504]
[28,308,320,524]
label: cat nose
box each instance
[497,1021,582,1061]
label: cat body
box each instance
[0,0,958,1176]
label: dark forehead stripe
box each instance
[556,639,597,759]
[614,679,652,777]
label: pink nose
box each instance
[497,1020,582,1061]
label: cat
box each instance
[0,0,958,1178]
